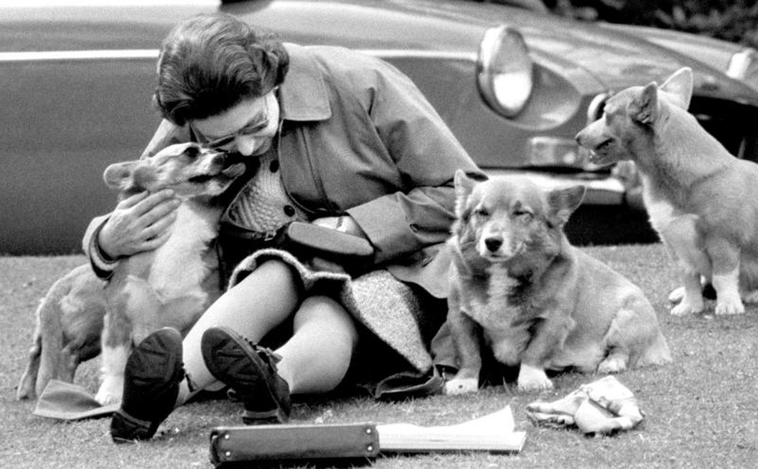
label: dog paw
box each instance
[518,376,554,393]
[597,356,628,374]
[16,374,35,401]
[16,384,34,401]
[670,300,703,316]
[715,300,745,315]
[95,378,124,406]
[444,378,479,395]
[95,389,123,406]
[670,282,717,303]
[668,286,685,304]
[517,365,553,392]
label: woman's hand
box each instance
[98,189,181,259]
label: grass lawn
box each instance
[1,244,756,468]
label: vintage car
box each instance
[3,0,758,254]
[603,22,758,93]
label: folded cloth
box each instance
[33,380,118,421]
[526,376,644,435]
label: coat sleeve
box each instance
[345,59,483,264]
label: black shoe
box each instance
[201,326,291,424]
[110,328,184,443]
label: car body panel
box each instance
[3,0,758,253]
[602,22,758,94]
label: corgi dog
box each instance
[16,265,106,401]
[444,170,670,394]
[17,143,245,403]
[576,67,758,316]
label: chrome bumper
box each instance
[481,131,645,209]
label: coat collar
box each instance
[278,43,332,122]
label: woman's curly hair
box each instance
[154,13,289,125]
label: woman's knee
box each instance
[227,259,303,301]
[295,296,359,345]
[243,259,300,288]
[199,259,302,331]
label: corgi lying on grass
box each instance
[444,170,670,393]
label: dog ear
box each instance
[659,67,693,110]
[547,185,586,227]
[629,82,658,125]
[103,161,139,190]
[454,169,480,216]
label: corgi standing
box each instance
[576,67,758,316]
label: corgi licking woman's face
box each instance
[103,142,246,199]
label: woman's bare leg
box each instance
[275,295,359,394]
[176,260,302,404]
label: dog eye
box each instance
[513,209,533,220]
[474,207,489,217]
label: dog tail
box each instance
[17,284,68,400]
[17,265,104,400]
[16,299,44,400]
[30,276,76,400]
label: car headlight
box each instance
[727,47,758,92]
[477,25,534,118]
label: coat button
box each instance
[270,160,280,172]
[283,205,296,217]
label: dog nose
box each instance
[185,144,202,158]
[484,237,503,253]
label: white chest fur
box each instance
[643,195,675,234]
[462,264,532,366]
[641,173,706,274]
[640,174,698,236]
[147,203,216,301]
[465,264,521,329]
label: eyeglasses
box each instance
[195,92,275,151]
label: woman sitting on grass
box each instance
[83,13,482,442]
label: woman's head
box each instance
[155,13,289,126]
